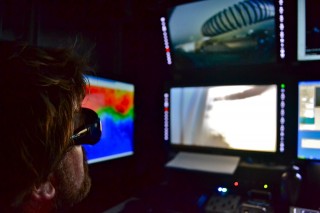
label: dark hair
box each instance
[0,41,89,207]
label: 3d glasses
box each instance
[71,107,102,146]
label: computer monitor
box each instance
[297,80,320,160]
[81,75,135,164]
[164,82,286,161]
[161,0,285,71]
[297,0,320,61]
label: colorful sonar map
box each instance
[81,75,134,164]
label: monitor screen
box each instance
[297,81,320,160]
[81,75,135,164]
[165,0,281,71]
[297,0,320,61]
[164,83,286,157]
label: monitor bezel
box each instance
[161,0,285,73]
[297,0,320,61]
[164,78,288,164]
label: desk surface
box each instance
[72,161,320,213]
[104,162,320,213]
[102,164,289,212]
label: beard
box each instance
[53,146,91,210]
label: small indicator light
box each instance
[218,187,228,193]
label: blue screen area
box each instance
[298,81,320,160]
[81,75,135,164]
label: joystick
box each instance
[280,164,303,205]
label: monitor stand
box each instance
[165,152,240,175]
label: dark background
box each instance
[1,0,320,212]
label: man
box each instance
[0,41,98,212]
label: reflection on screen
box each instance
[170,85,277,152]
[168,0,276,70]
[82,75,134,164]
[297,0,320,61]
[298,81,320,160]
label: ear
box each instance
[32,180,56,201]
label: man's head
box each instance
[0,41,92,211]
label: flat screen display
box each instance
[81,75,134,164]
[298,81,320,160]
[297,0,320,61]
[167,0,277,70]
[168,84,279,153]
